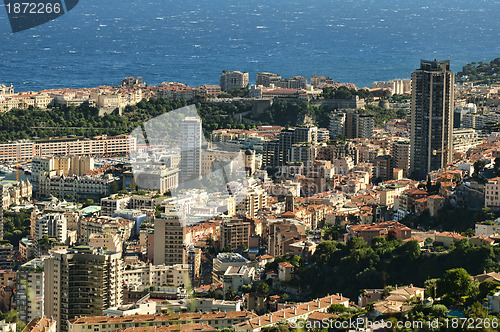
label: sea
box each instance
[0,0,499,92]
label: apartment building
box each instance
[38,171,116,199]
[476,219,500,236]
[235,186,267,218]
[220,219,251,250]
[329,110,374,140]
[347,220,412,245]
[67,311,257,332]
[256,72,281,87]
[373,155,392,181]
[78,216,134,245]
[263,127,318,169]
[329,112,346,140]
[391,140,410,177]
[452,128,482,153]
[18,237,35,261]
[16,257,45,324]
[212,253,250,283]
[485,177,500,208]
[34,213,68,244]
[153,210,187,266]
[219,71,249,91]
[88,233,123,253]
[0,135,136,162]
[122,263,188,287]
[44,247,123,332]
[222,266,255,295]
[100,194,132,216]
[0,244,13,270]
[180,117,202,182]
[410,60,454,179]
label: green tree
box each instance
[334,87,352,100]
[83,198,94,207]
[328,303,348,314]
[478,280,500,299]
[400,240,421,260]
[0,310,18,323]
[430,304,448,318]
[257,282,270,295]
[239,284,253,293]
[437,268,472,302]
[224,286,237,301]
[466,301,488,319]
[425,278,439,299]
[473,160,487,178]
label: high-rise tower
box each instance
[410,60,454,179]
[180,116,202,182]
[44,247,122,332]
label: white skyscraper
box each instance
[180,116,202,182]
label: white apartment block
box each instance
[35,213,68,244]
[222,266,255,295]
[475,220,500,236]
[122,263,189,287]
[0,135,136,162]
[180,117,202,182]
[453,128,482,153]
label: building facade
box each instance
[219,71,249,91]
[410,60,454,179]
[180,117,202,182]
[153,210,187,266]
[44,247,123,332]
[16,257,45,324]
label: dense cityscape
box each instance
[0,57,500,332]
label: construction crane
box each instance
[10,159,30,182]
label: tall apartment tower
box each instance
[263,126,318,169]
[391,140,411,177]
[180,116,202,183]
[329,112,346,140]
[410,60,454,179]
[16,257,45,324]
[219,70,249,91]
[153,209,187,266]
[345,110,374,139]
[44,247,122,332]
[187,246,202,288]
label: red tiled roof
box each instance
[118,324,216,332]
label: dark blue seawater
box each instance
[0,0,499,91]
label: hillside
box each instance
[457,58,500,84]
